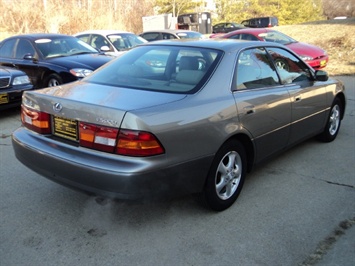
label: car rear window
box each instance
[86,45,222,94]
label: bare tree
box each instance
[322,0,355,18]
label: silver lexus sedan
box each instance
[12,39,346,211]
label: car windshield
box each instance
[258,31,297,45]
[176,32,203,39]
[35,37,98,58]
[107,34,147,51]
[85,45,222,94]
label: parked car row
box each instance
[0,29,206,110]
[139,29,204,42]
[213,17,278,33]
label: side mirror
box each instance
[23,53,34,60]
[315,70,328,81]
[100,45,110,52]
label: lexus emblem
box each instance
[53,102,63,113]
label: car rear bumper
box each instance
[12,127,212,200]
[0,85,33,110]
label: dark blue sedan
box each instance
[0,33,113,88]
[0,66,33,110]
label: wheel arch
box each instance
[40,70,58,88]
[335,92,346,120]
[226,133,255,173]
[40,70,75,88]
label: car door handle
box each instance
[244,105,255,114]
[294,95,302,102]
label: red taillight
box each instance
[79,123,164,156]
[21,105,51,134]
[79,123,118,153]
[117,129,164,156]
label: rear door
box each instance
[12,38,39,85]
[0,38,40,87]
[233,47,291,163]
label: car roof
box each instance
[2,33,74,40]
[141,29,200,34]
[74,30,133,36]
[139,38,285,52]
[224,28,271,36]
[214,22,241,25]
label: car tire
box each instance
[200,140,246,211]
[44,74,63,87]
[317,98,343,142]
[275,59,290,71]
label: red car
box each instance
[218,28,329,70]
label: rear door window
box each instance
[0,39,17,58]
[15,39,35,59]
[240,34,259,41]
[235,47,280,90]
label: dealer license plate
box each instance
[53,116,78,141]
[0,93,9,104]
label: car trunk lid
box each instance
[22,80,187,128]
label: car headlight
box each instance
[70,68,93,78]
[299,55,313,61]
[12,75,31,85]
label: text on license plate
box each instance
[53,116,78,141]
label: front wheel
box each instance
[44,73,63,87]
[317,98,343,142]
[200,140,247,211]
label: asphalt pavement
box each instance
[302,217,355,265]
[309,75,355,266]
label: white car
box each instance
[74,30,147,56]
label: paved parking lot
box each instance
[0,76,354,266]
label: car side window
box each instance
[92,35,109,50]
[266,47,312,84]
[76,34,90,44]
[240,34,259,41]
[142,33,161,41]
[229,34,241,40]
[161,33,173,40]
[15,39,35,59]
[0,39,17,58]
[235,47,280,90]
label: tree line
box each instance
[0,0,353,38]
